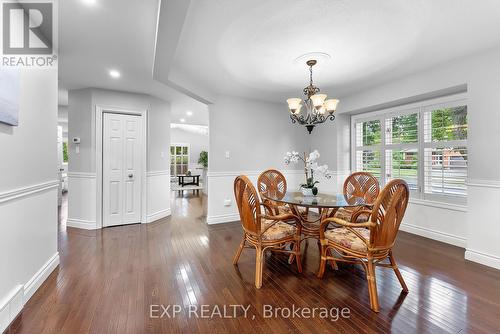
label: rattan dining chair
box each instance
[334,172,380,223]
[257,169,308,217]
[233,175,303,288]
[318,179,410,312]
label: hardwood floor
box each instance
[6,193,500,334]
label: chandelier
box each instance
[286,59,339,134]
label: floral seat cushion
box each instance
[334,207,369,223]
[324,227,370,252]
[261,219,297,240]
[277,205,307,216]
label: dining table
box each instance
[262,191,372,240]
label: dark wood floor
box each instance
[7,193,500,334]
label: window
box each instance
[423,105,468,198]
[355,120,382,180]
[170,144,189,176]
[62,141,68,163]
[352,96,467,204]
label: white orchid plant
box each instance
[284,150,332,189]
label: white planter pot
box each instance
[301,187,314,197]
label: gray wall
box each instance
[207,95,310,222]
[68,89,170,173]
[0,69,58,321]
[209,95,309,172]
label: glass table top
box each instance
[262,191,369,209]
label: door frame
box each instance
[95,105,148,228]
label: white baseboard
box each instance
[0,252,59,333]
[400,223,466,248]
[465,249,500,270]
[206,213,240,225]
[146,208,171,223]
[0,285,23,333]
[67,218,97,230]
[24,252,60,302]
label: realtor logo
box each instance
[2,2,53,55]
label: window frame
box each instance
[351,94,467,205]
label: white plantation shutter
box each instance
[352,96,467,204]
[354,119,382,181]
[384,111,419,191]
[422,103,468,201]
[423,147,467,196]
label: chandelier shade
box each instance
[286,59,339,134]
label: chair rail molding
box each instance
[207,170,302,178]
[0,180,59,204]
[67,172,96,179]
[467,178,500,189]
[207,170,350,178]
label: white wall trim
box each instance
[400,223,466,248]
[465,249,500,270]
[0,180,59,204]
[147,170,170,177]
[146,208,172,223]
[67,172,96,179]
[467,178,500,189]
[0,253,60,332]
[409,198,468,212]
[23,252,60,303]
[207,169,316,178]
[207,170,351,178]
[0,285,23,333]
[206,213,240,225]
[66,218,97,230]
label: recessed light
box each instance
[180,118,186,123]
[186,110,193,116]
[109,69,121,78]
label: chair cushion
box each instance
[261,219,297,241]
[324,227,370,252]
[334,207,369,223]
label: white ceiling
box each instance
[58,0,208,125]
[171,0,500,102]
[60,0,500,113]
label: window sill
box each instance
[408,198,467,212]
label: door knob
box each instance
[128,174,133,178]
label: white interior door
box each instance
[103,113,143,227]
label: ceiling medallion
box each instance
[286,59,339,134]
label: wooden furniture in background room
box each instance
[335,172,380,223]
[233,175,303,288]
[177,174,201,187]
[318,179,410,312]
